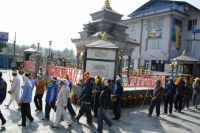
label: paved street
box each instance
[0,70,200,133]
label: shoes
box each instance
[68,123,73,127]
[112,117,119,120]
[51,125,59,128]
[30,119,34,124]
[1,119,6,126]
[4,105,9,109]
[147,114,151,117]
[87,122,92,126]
[75,117,79,123]
[18,123,26,127]
[42,117,49,121]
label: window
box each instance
[146,38,162,50]
[144,60,150,70]
[147,17,164,31]
[185,40,193,53]
[188,19,197,31]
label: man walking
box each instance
[18,73,34,127]
[51,79,72,128]
[5,70,21,110]
[34,75,46,111]
[148,80,164,117]
[42,77,58,120]
[96,78,113,133]
[112,76,123,120]
[75,72,93,125]
[65,75,76,119]
[0,71,7,125]
[164,77,176,115]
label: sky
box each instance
[0,0,199,55]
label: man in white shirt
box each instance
[5,70,21,110]
[51,79,72,128]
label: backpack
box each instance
[0,79,7,104]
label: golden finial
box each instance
[182,50,186,56]
[101,32,108,41]
[104,0,112,9]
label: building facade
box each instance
[122,0,200,73]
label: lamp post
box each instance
[46,40,52,77]
[35,43,40,77]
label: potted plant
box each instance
[71,90,78,104]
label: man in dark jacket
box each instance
[91,76,103,117]
[0,71,7,125]
[112,76,123,120]
[96,79,113,133]
[174,77,185,112]
[75,72,93,125]
[164,77,176,114]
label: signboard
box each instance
[0,32,9,46]
[86,60,115,80]
[148,30,161,38]
[87,49,116,60]
[0,32,9,41]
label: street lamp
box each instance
[35,43,40,77]
[46,41,52,77]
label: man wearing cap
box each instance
[34,75,46,112]
[0,71,7,125]
[43,77,59,120]
[18,73,34,127]
[75,72,93,125]
[51,79,72,128]
[5,70,21,110]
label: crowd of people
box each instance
[0,70,124,133]
[1,69,199,132]
[148,76,200,117]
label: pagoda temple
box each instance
[72,0,139,72]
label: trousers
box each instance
[45,102,56,119]
[67,98,76,117]
[97,107,113,133]
[34,94,43,111]
[149,97,161,116]
[53,106,72,127]
[76,102,92,123]
[164,95,174,114]
[174,95,183,111]
[21,103,34,126]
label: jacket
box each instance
[10,76,21,96]
[35,79,46,94]
[176,81,186,96]
[99,86,110,108]
[114,79,123,98]
[0,78,7,104]
[79,80,93,103]
[56,85,69,107]
[165,81,176,96]
[153,86,164,100]
[45,81,58,103]
[20,79,33,103]
[193,82,200,93]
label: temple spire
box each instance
[104,0,112,10]
[101,32,108,41]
